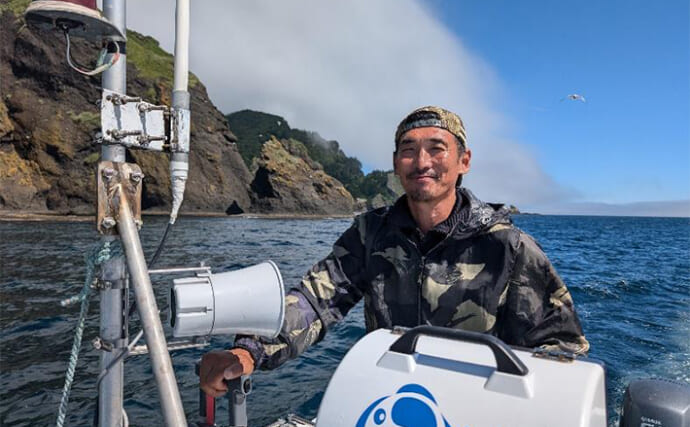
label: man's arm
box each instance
[233,215,370,370]
[497,232,590,355]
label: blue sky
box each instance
[129,1,689,216]
[430,1,690,205]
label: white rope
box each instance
[56,241,119,427]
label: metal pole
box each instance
[100,1,127,425]
[99,256,127,426]
[116,188,187,426]
[102,0,127,163]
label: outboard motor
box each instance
[620,379,690,427]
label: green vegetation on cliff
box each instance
[226,109,396,201]
[355,170,390,199]
[0,0,30,16]
[1,7,253,214]
[127,31,199,88]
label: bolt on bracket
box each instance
[97,161,143,235]
[100,88,168,151]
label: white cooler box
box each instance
[316,326,607,427]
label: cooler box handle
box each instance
[389,325,529,376]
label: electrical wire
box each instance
[63,28,120,76]
[95,329,145,390]
[92,329,144,427]
[126,221,174,318]
[148,221,173,270]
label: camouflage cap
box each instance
[395,106,467,150]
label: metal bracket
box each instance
[92,278,127,290]
[170,107,190,153]
[97,161,143,235]
[100,89,168,151]
[148,266,212,276]
[92,336,128,352]
[129,337,209,356]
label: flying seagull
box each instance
[563,93,586,103]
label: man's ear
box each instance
[459,149,471,174]
[392,151,399,175]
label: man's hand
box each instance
[200,348,255,398]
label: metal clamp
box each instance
[92,278,127,290]
[92,337,127,352]
[97,162,143,235]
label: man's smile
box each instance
[407,170,439,182]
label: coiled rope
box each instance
[56,240,120,427]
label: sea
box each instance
[1,214,689,426]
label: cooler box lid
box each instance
[316,326,606,427]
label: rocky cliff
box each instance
[367,172,405,209]
[250,137,354,215]
[0,4,252,215]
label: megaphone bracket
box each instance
[149,265,211,276]
[129,336,209,356]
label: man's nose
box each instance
[413,148,433,169]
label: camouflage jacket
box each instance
[235,188,589,369]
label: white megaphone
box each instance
[169,261,285,338]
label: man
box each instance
[200,106,589,397]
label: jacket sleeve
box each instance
[497,232,590,355]
[234,216,369,369]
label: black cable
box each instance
[125,221,173,319]
[148,221,173,270]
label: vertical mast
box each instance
[99,1,189,425]
[99,1,127,425]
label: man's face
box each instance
[393,127,471,203]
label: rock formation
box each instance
[249,137,354,215]
[365,171,405,209]
[0,6,252,215]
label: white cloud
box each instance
[126,0,573,207]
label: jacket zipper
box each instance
[418,255,425,325]
[416,233,457,326]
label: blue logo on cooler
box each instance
[355,384,451,427]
